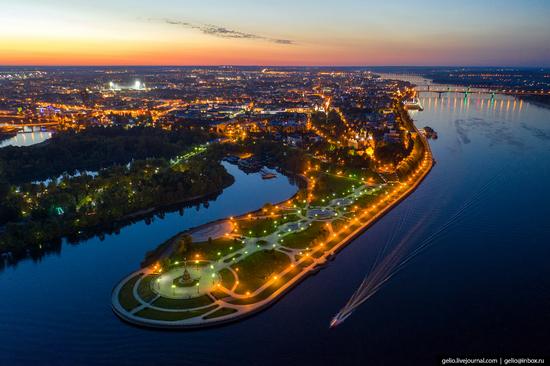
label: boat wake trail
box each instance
[330,172,503,328]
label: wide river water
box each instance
[1,87,550,365]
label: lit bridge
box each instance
[414,85,550,96]
[1,121,62,132]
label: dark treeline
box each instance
[375,137,411,165]
[0,149,234,257]
[213,138,309,175]
[0,129,335,265]
[0,125,214,184]
[0,126,233,259]
[311,111,348,137]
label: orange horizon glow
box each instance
[1,0,550,67]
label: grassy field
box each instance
[231,249,291,294]
[280,221,328,249]
[352,190,381,208]
[227,268,299,305]
[118,274,142,311]
[310,173,358,205]
[152,294,213,310]
[135,305,217,321]
[234,214,299,237]
[218,268,236,289]
[187,237,244,261]
[137,274,158,302]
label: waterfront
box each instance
[0,130,52,148]
[1,89,550,365]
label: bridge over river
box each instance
[414,84,550,97]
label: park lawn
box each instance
[203,307,238,320]
[234,214,299,237]
[347,184,389,210]
[218,268,236,289]
[310,173,358,205]
[342,167,383,185]
[187,237,244,261]
[152,294,213,310]
[137,274,158,302]
[228,268,299,305]
[118,274,142,311]
[280,221,328,249]
[135,304,218,321]
[231,249,291,294]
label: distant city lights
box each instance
[108,80,146,91]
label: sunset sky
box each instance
[1,0,550,66]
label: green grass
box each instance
[310,173,358,205]
[235,214,299,237]
[352,191,380,208]
[135,305,218,321]
[280,221,328,249]
[228,268,299,305]
[218,268,236,288]
[118,274,142,311]
[187,237,245,261]
[231,249,291,294]
[137,274,158,302]
[203,307,238,319]
[152,294,213,310]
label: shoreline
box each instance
[111,108,435,329]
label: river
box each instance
[0,131,52,148]
[1,87,550,364]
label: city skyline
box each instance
[2,0,550,67]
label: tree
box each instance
[176,234,193,257]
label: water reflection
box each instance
[0,131,52,148]
[332,87,550,333]
[417,93,524,117]
[0,162,298,271]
